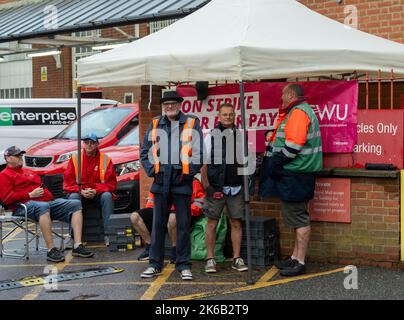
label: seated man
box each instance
[131,177,205,262]
[63,133,117,246]
[0,146,94,263]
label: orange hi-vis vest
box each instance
[151,116,196,175]
[71,151,111,184]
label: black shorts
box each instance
[137,208,154,234]
[137,208,178,233]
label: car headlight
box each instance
[56,152,74,164]
[115,160,140,176]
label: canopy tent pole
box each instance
[77,87,82,196]
[239,80,254,285]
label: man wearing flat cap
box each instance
[0,146,94,262]
[63,133,117,247]
[140,90,203,281]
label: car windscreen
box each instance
[117,126,139,146]
[55,108,133,140]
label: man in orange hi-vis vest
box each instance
[140,91,203,281]
[63,133,117,247]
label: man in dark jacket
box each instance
[140,91,203,281]
[201,103,249,274]
[259,84,323,276]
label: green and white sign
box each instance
[0,107,77,126]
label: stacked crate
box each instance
[106,214,141,252]
[240,217,279,266]
[82,205,104,243]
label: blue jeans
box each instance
[13,199,82,223]
[68,192,113,232]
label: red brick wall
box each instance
[32,47,73,98]
[252,176,401,267]
[299,0,404,44]
[102,87,142,104]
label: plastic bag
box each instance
[191,213,227,263]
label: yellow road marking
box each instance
[0,259,145,268]
[55,281,241,288]
[257,266,279,282]
[21,253,74,300]
[169,267,346,300]
[2,226,24,244]
[140,264,175,300]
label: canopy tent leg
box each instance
[77,87,82,195]
[239,80,255,285]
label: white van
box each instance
[0,98,118,169]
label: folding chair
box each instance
[0,201,65,260]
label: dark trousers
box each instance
[149,192,192,271]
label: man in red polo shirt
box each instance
[0,146,94,263]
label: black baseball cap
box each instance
[4,146,26,158]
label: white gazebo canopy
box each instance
[78,0,404,87]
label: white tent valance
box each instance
[78,0,404,87]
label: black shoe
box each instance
[137,244,150,261]
[279,260,306,277]
[47,248,65,263]
[72,244,94,258]
[170,246,177,264]
[274,256,297,270]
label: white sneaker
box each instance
[141,266,162,278]
[104,236,110,247]
[181,269,193,281]
[205,258,217,273]
[232,257,248,272]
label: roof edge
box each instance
[0,0,46,12]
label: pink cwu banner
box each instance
[177,81,358,153]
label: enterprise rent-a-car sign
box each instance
[0,107,77,126]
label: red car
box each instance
[24,104,140,212]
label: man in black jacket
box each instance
[140,91,203,281]
[201,103,248,274]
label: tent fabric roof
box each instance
[0,0,209,43]
[78,0,404,87]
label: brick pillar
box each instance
[139,85,164,208]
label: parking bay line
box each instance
[168,267,346,300]
[140,264,176,300]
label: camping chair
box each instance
[0,200,65,260]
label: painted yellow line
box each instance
[21,253,74,300]
[169,267,346,300]
[2,227,24,244]
[0,259,145,268]
[257,266,279,282]
[140,264,175,300]
[401,170,404,262]
[57,281,241,288]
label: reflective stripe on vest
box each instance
[273,103,323,173]
[151,117,196,175]
[71,152,111,184]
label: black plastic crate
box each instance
[105,226,133,236]
[83,233,104,242]
[242,217,277,238]
[108,213,132,226]
[109,235,135,243]
[109,243,135,252]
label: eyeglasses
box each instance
[162,102,180,108]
